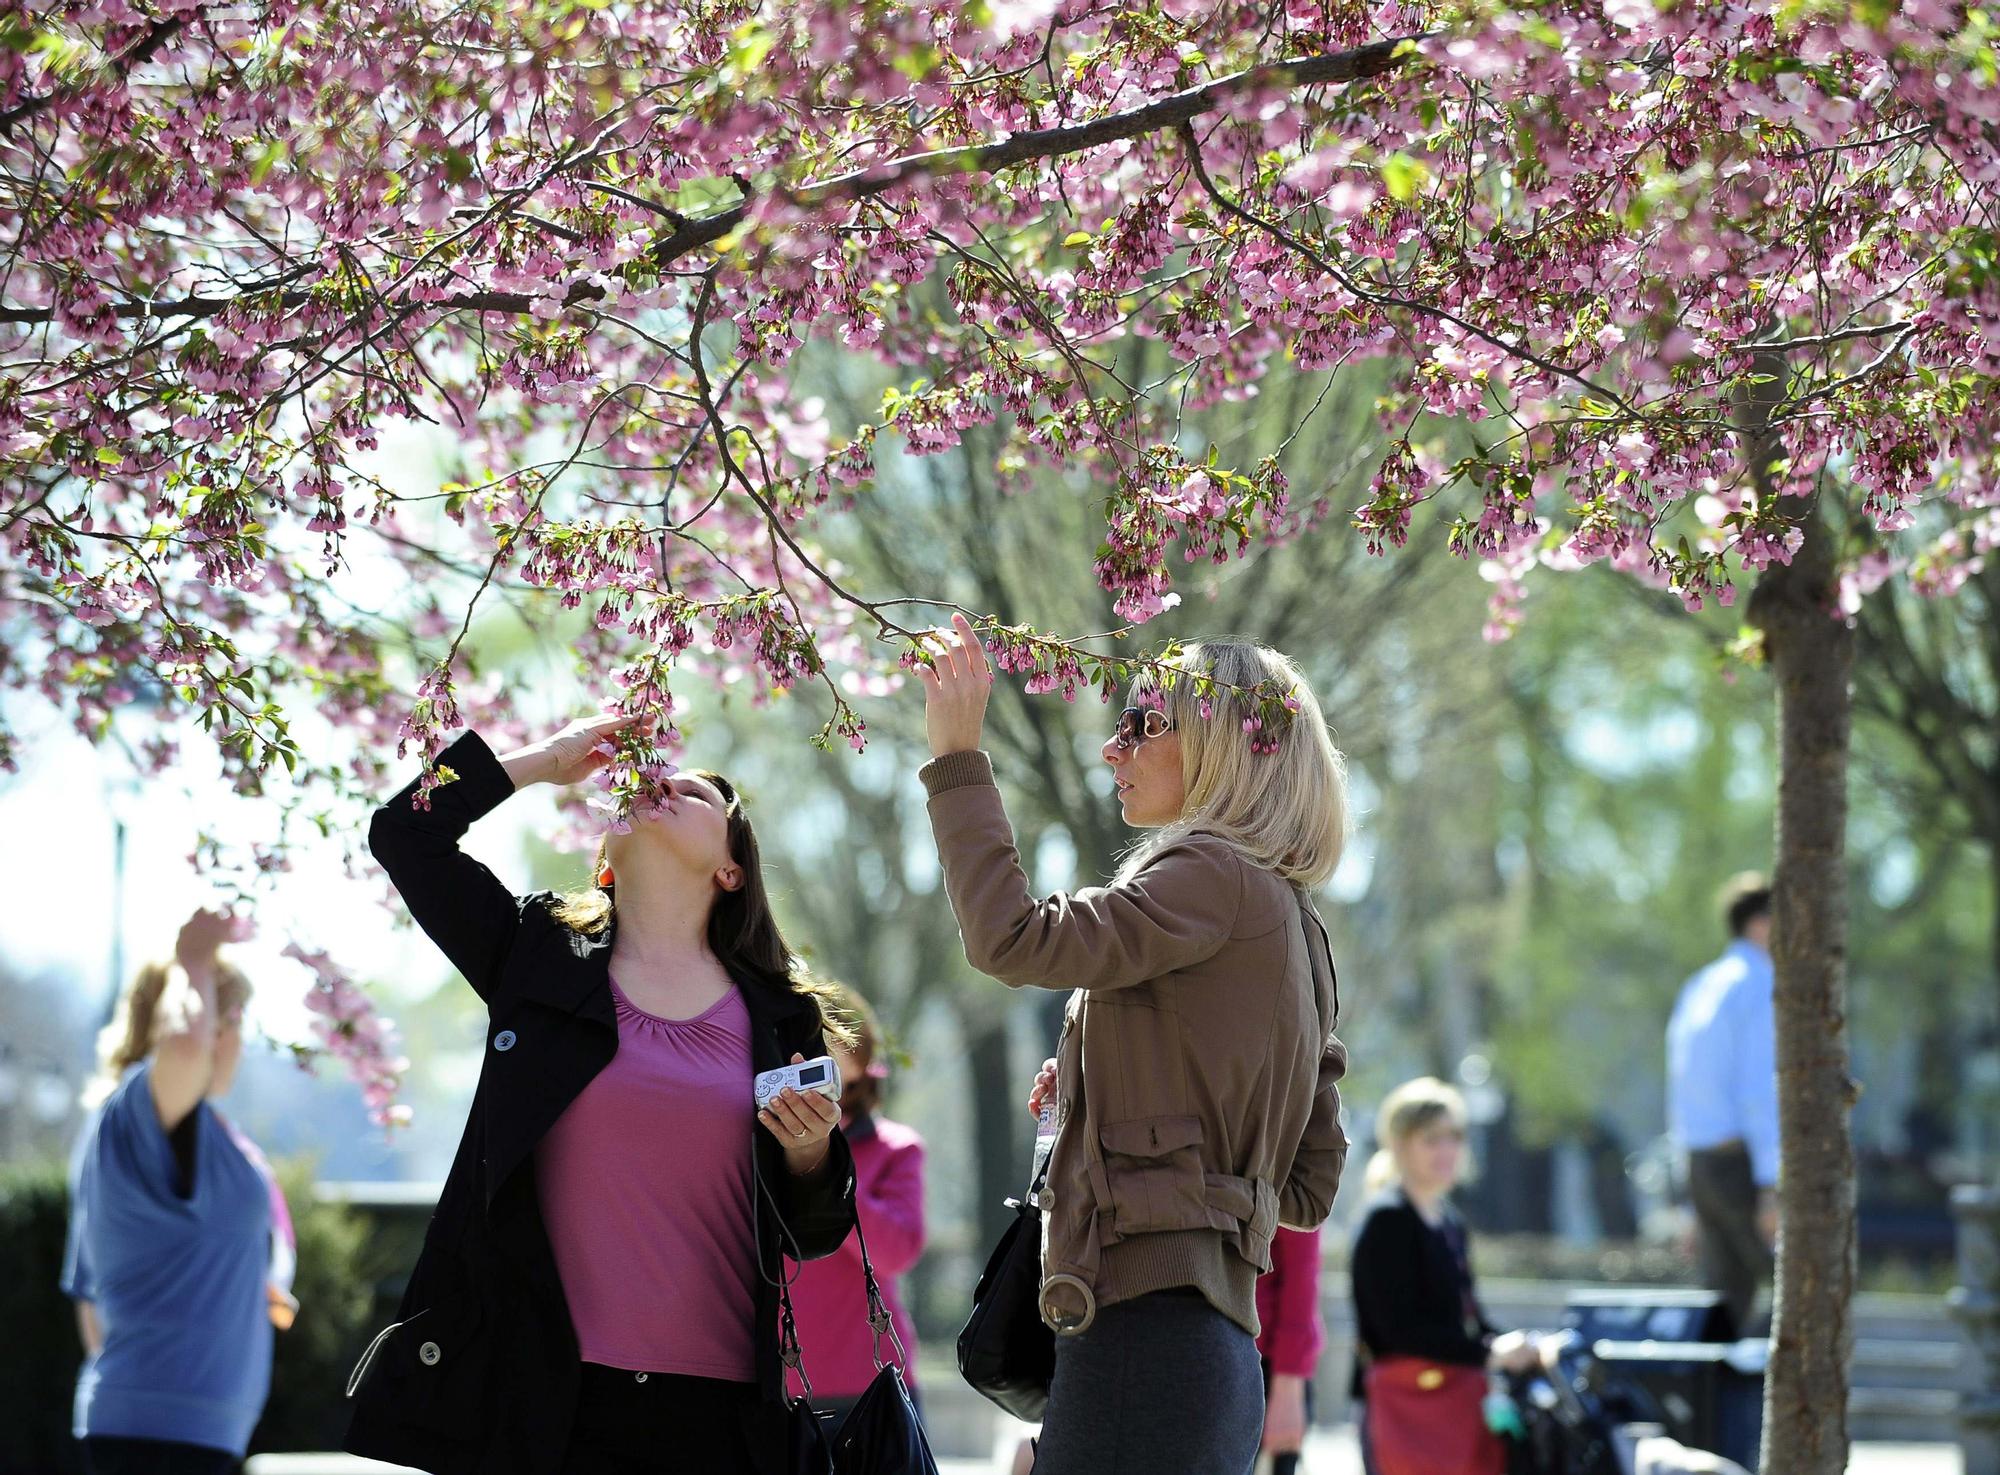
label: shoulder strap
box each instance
[1298,894,1341,1031]
[848,1211,910,1373]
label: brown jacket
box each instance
[923,750,1349,1338]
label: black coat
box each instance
[343,732,856,1475]
[1348,1189,1497,1398]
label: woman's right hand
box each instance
[500,712,651,789]
[1027,1057,1058,1120]
[174,907,239,971]
[1487,1329,1542,1375]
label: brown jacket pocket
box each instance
[1100,1114,1209,1237]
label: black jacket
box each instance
[343,731,856,1475]
[1349,1189,1496,1397]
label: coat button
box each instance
[493,1030,516,1052]
[419,1341,442,1366]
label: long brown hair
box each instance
[552,770,854,1047]
[85,958,253,1107]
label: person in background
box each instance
[1257,1226,1326,1475]
[62,907,296,1475]
[1665,873,1778,1336]
[785,983,927,1423]
[1350,1078,1539,1475]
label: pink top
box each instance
[535,979,757,1382]
[1255,1225,1327,1377]
[785,1115,925,1400]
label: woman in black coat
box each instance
[344,714,856,1475]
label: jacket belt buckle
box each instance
[1039,1272,1098,1336]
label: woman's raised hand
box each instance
[175,906,245,971]
[916,612,993,759]
[502,711,651,789]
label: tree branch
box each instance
[0,35,1426,328]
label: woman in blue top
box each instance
[63,907,291,1475]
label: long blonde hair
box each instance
[84,959,252,1107]
[1363,1076,1471,1196]
[1118,638,1348,888]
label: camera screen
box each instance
[798,1063,828,1086]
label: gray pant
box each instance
[1688,1142,1772,1335]
[1033,1288,1264,1475]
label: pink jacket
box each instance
[785,1115,927,1400]
[1256,1225,1327,1377]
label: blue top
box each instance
[1665,939,1779,1187]
[62,1062,274,1456]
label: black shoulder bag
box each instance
[956,1156,1056,1421]
[763,1164,938,1475]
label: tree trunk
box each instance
[967,1011,1027,1245]
[1751,502,1858,1474]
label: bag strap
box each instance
[752,1145,819,1407]
[1298,893,1341,1030]
[848,1210,911,1373]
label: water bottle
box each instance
[1031,1100,1058,1189]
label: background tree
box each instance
[5,2,1997,1463]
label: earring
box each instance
[597,864,615,887]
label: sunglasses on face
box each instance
[1113,705,1174,751]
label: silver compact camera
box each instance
[754,1055,843,1113]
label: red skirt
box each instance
[1362,1356,1506,1475]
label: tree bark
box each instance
[1750,504,1859,1473]
[967,1012,1028,1246]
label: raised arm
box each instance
[914,612,1239,991]
[922,754,1242,990]
[147,908,235,1133]
[369,714,641,1003]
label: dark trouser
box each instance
[1688,1141,1772,1336]
[1033,1288,1264,1475]
[560,1362,758,1474]
[81,1438,239,1474]
[1260,1356,1316,1475]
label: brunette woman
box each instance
[343,715,856,1475]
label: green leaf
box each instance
[1380,152,1430,203]
[1063,231,1093,247]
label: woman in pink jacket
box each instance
[1257,1226,1327,1474]
[785,984,927,1423]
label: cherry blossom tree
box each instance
[3,0,1996,1461]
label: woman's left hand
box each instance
[1261,1372,1309,1455]
[761,1053,841,1176]
[917,612,993,758]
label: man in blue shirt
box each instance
[1666,874,1778,1336]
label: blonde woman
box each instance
[1349,1078,1539,1475]
[918,615,1350,1474]
[62,907,293,1475]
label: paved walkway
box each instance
[247,1432,1965,1474]
[933,1428,1964,1474]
